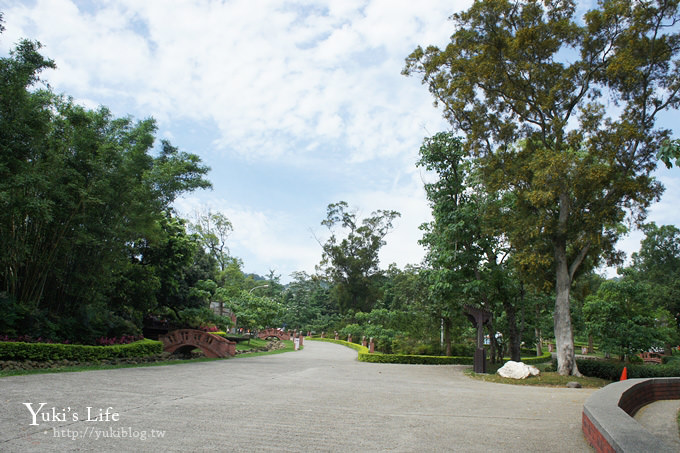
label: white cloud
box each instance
[336,170,433,269]
[2,0,456,165]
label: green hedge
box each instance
[359,351,552,365]
[310,338,552,366]
[0,339,163,362]
[562,358,680,380]
[358,353,473,365]
[517,352,553,365]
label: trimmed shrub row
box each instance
[359,351,552,365]
[310,338,552,366]
[518,352,553,365]
[358,353,474,365]
[564,358,680,381]
[0,339,163,362]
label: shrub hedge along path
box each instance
[1,340,595,452]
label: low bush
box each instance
[359,353,473,365]
[0,339,163,362]
[555,358,680,380]
[663,355,680,365]
[519,352,553,365]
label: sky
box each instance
[1,0,678,283]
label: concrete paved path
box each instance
[1,341,595,452]
[635,399,680,450]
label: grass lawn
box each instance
[465,362,611,388]
[235,338,269,351]
[235,339,297,358]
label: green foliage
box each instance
[0,339,162,362]
[318,201,400,313]
[358,353,473,365]
[0,30,211,343]
[190,209,233,272]
[574,358,680,381]
[584,278,676,357]
[175,307,232,331]
[417,132,527,361]
[628,223,680,342]
[658,138,680,169]
[277,271,338,332]
[229,291,281,332]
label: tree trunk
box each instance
[443,317,452,356]
[554,241,580,376]
[503,299,521,361]
[535,303,543,356]
[588,334,594,355]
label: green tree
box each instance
[378,265,437,353]
[570,271,605,353]
[0,29,211,341]
[230,291,281,336]
[278,271,337,332]
[405,0,680,375]
[418,132,527,360]
[318,201,400,313]
[584,278,675,360]
[190,209,233,272]
[629,222,680,347]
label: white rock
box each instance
[497,361,541,379]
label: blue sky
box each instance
[1,0,678,282]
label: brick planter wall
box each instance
[582,378,680,453]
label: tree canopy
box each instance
[0,30,211,342]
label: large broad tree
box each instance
[318,201,400,313]
[404,0,680,375]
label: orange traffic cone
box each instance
[620,367,628,381]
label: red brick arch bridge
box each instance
[257,328,290,341]
[159,329,236,358]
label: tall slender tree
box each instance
[318,201,400,313]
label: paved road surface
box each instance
[1,341,595,452]
[635,399,680,450]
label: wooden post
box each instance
[334,331,339,340]
[369,337,375,353]
[361,336,367,347]
[347,334,352,343]
[464,305,492,374]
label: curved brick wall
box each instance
[582,377,680,452]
